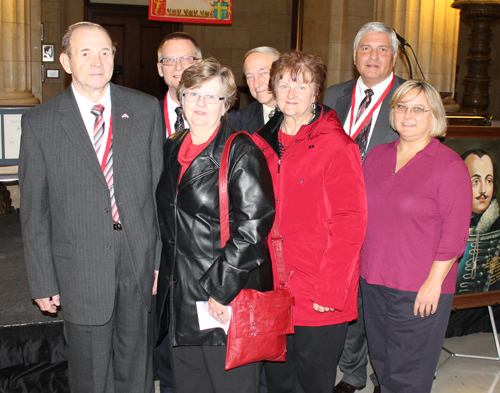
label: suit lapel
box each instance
[336,81,357,125]
[367,77,402,152]
[58,88,107,186]
[253,104,265,131]
[110,84,133,185]
[242,101,265,134]
[166,132,185,198]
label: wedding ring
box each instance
[218,312,223,315]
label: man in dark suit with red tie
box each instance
[157,32,241,143]
[19,22,163,393]
[324,22,405,393]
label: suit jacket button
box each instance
[104,207,110,213]
[106,244,112,249]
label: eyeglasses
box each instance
[393,104,430,116]
[159,56,200,66]
[183,91,225,104]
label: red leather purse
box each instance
[219,132,295,371]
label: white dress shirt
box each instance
[343,72,394,146]
[72,84,112,165]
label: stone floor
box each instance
[155,332,500,392]
[356,332,500,393]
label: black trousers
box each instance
[265,324,348,393]
[338,286,373,388]
[64,230,155,393]
[361,278,453,393]
[154,326,174,393]
[170,343,261,393]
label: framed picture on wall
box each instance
[442,127,500,309]
[42,44,55,62]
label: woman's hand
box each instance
[414,258,457,317]
[208,297,229,325]
[414,278,442,317]
[313,303,335,313]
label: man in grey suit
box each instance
[324,22,404,393]
[240,46,280,134]
[19,22,162,393]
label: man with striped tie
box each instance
[19,22,163,393]
[157,32,242,144]
[324,22,404,393]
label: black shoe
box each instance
[333,382,358,393]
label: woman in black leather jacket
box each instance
[155,58,275,393]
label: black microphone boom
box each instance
[395,31,408,49]
[393,29,413,79]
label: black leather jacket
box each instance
[155,119,275,346]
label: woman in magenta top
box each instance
[360,80,472,393]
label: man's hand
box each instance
[152,270,159,295]
[35,295,60,313]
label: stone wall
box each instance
[183,0,293,107]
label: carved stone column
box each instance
[452,0,500,116]
[0,0,39,104]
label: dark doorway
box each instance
[87,3,181,101]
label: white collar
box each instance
[356,72,394,97]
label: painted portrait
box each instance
[443,134,500,295]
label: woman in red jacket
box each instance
[253,50,367,393]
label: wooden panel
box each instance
[87,3,180,100]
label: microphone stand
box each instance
[399,41,413,79]
[393,29,426,80]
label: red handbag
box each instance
[219,132,295,371]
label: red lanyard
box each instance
[348,74,395,140]
[100,116,113,172]
[164,92,173,137]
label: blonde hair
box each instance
[389,80,447,138]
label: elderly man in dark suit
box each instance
[324,21,404,393]
[240,46,280,134]
[19,22,162,393]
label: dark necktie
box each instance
[354,88,374,161]
[174,106,185,133]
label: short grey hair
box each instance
[62,22,116,57]
[243,46,280,65]
[353,22,398,54]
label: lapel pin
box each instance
[122,114,129,119]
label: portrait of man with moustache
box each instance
[456,149,500,294]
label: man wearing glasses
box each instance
[156,32,241,142]
[157,32,202,141]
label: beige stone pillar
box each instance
[0,0,39,104]
[375,0,460,94]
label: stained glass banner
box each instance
[149,0,232,24]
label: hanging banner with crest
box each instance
[149,0,232,24]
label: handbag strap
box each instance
[219,132,288,286]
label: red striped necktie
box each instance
[91,104,120,223]
[354,88,374,161]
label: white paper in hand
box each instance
[196,301,232,334]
